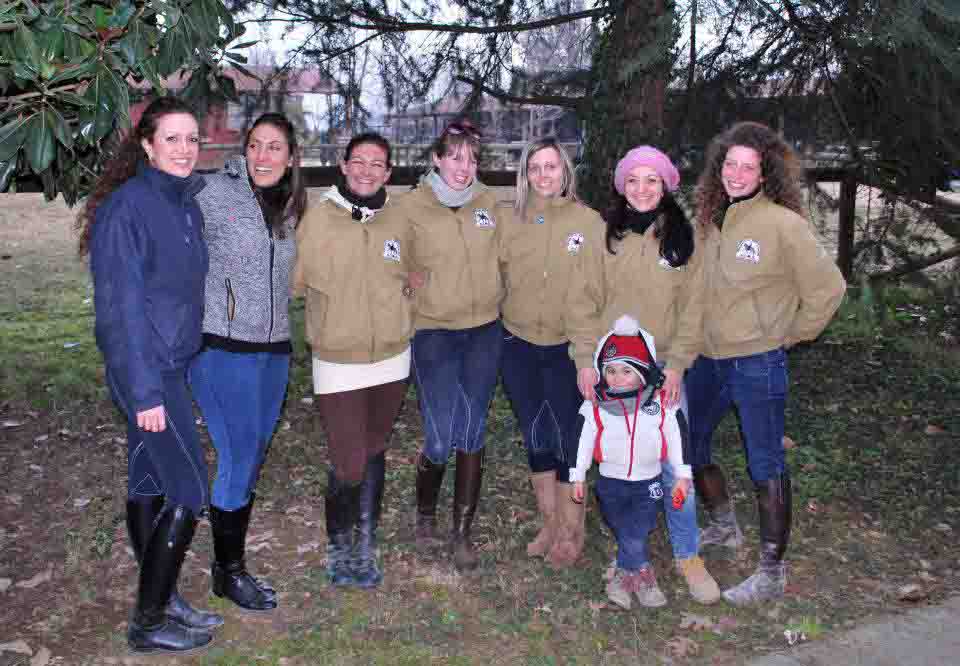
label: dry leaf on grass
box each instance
[897,584,927,602]
[16,569,52,589]
[0,639,32,655]
[679,613,714,631]
[665,636,700,658]
[782,435,797,449]
[713,616,739,634]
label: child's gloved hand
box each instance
[572,481,586,504]
[671,478,692,509]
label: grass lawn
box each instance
[1,193,958,665]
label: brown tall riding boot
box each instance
[723,474,792,606]
[450,450,484,572]
[414,452,447,550]
[547,482,585,567]
[694,464,744,549]
[527,472,558,557]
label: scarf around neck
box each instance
[324,185,387,223]
[425,169,479,209]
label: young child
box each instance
[570,315,693,609]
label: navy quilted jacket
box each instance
[90,165,208,412]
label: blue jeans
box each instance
[596,475,664,571]
[189,348,290,510]
[412,320,504,463]
[685,348,788,482]
[108,367,209,513]
[500,334,582,481]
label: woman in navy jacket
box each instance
[78,97,219,654]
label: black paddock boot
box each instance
[325,470,364,586]
[128,505,213,654]
[126,498,223,630]
[352,453,386,588]
[450,450,484,572]
[722,474,792,606]
[414,452,447,550]
[694,464,744,549]
[210,495,277,612]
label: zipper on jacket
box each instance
[457,215,476,321]
[225,277,235,339]
[268,224,275,342]
[364,227,376,357]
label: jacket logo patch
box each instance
[642,402,661,416]
[604,344,618,358]
[566,232,584,254]
[535,215,545,225]
[736,238,761,263]
[383,239,401,262]
[474,208,495,228]
[648,481,664,500]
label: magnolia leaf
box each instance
[0,158,16,191]
[48,107,72,150]
[25,110,56,173]
[0,115,28,162]
[14,19,42,71]
[108,0,136,29]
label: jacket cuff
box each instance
[569,468,587,483]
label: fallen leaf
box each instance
[806,499,820,513]
[247,542,271,553]
[784,629,807,645]
[297,541,320,555]
[897,583,927,602]
[679,613,714,631]
[73,498,91,508]
[713,615,739,634]
[0,639,32,655]
[63,342,81,349]
[665,636,700,658]
[300,397,314,405]
[587,600,606,613]
[2,420,23,428]
[16,569,52,589]
[0,578,11,592]
[34,434,49,443]
[782,435,797,449]
[925,424,946,435]
[934,523,952,532]
[31,647,52,666]
[248,530,275,543]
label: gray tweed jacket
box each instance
[194,157,297,344]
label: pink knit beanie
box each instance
[613,146,680,195]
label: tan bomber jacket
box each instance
[702,193,846,359]
[499,194,606,346]
[292,196,414,363]
[567,219,707,373]
[384,183,503,331]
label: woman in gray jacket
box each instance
[190,113,306,612]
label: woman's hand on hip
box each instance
[577,367,599,403]
[660,368,682,408]
[137,406,166,432]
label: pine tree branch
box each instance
[869,244,960,282]
[454,75,586,111]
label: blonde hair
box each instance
[515,138,579,220]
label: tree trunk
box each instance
[578,0,673,210]
[837,172,857,279]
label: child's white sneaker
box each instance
[606,568,635,609]
[633,566,667,608]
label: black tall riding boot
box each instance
[128,505,213,654]
[450,450,484,572]
[210,495,277,612]
[693,464,744,548]
[325,470,364,586]
[723,474,792,606]
[414,452,447,550]
[126,498,223,630]
[352,453,386,588]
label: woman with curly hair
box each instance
[78,97,219,654]
[567,145,720,604]
[687,121,845,606]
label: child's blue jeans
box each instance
[596,475,664,571]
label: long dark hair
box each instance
[246,112,307,238]
[604,190,695,268]
[76,96,197,256]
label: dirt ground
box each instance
[1,193,958,666]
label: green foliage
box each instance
[0,0,256,205]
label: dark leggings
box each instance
[315,380,407,484]
[109,367,209,513]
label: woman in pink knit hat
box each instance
[566,145,721,604]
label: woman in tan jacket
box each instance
[499,138,605,567]
[567,146,720,604]
[688,121,845,606]
[293,133,413,589]
[385,120,503,572]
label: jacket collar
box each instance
[140,163,205,200]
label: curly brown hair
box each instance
[694,121,805,232]
[76,97,198,256]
